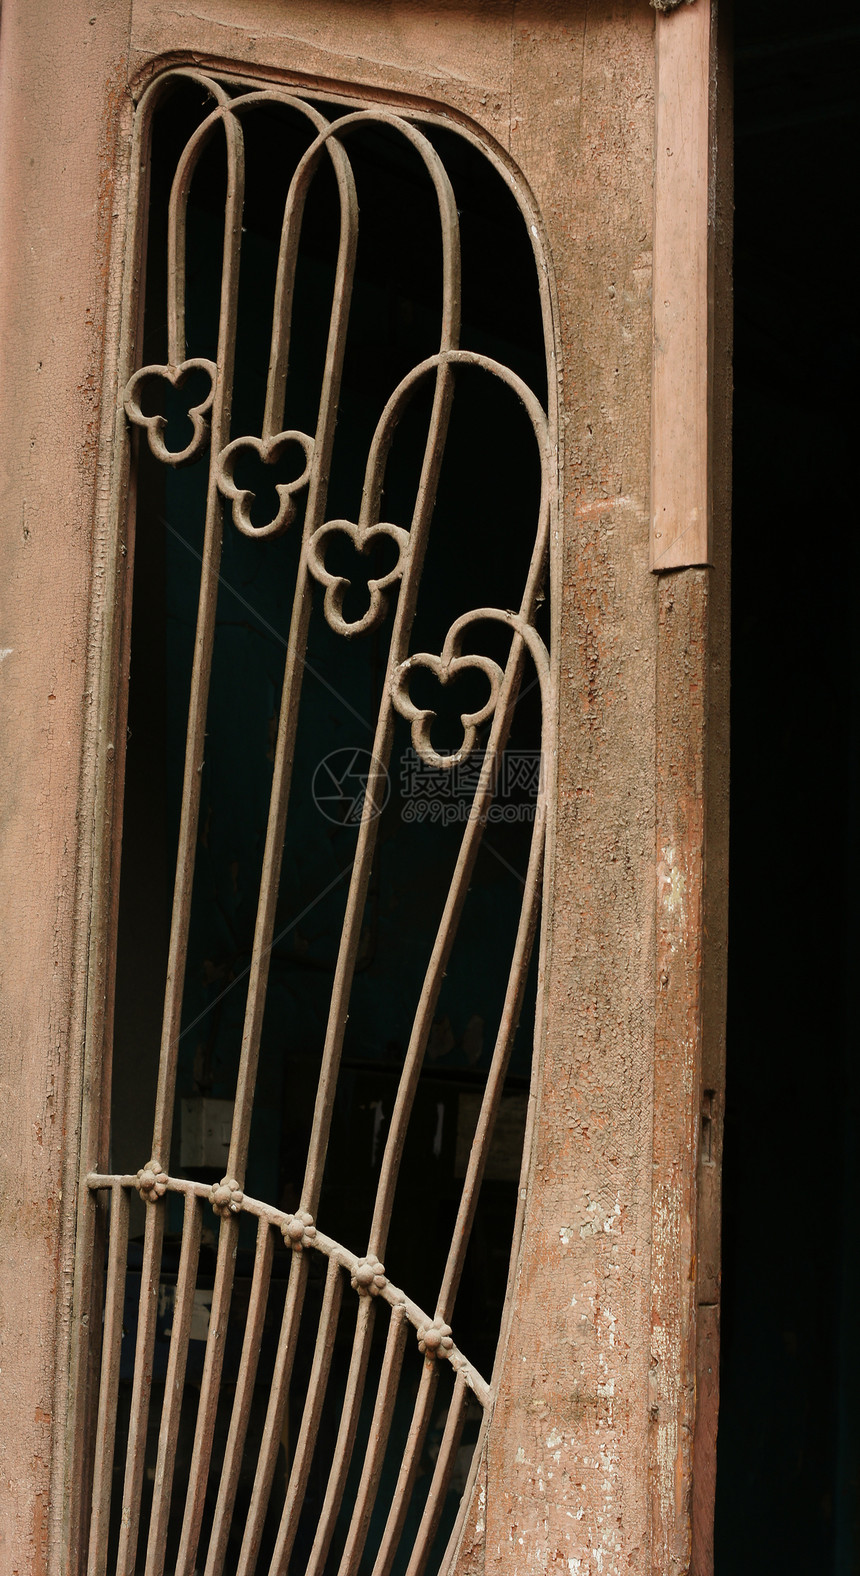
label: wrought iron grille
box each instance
[80,66,556,1576]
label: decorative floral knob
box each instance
[417,1318,454,1358]
[351,1255,387,1297]
[209,1177,244,1218]
[282,1211,317,1252]
[135,1160,167,1203]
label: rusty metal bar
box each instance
[84,1175,491,1401]
[222,102,358,1193]
[403,1372,469,1576]
[114,1195,165,1576]
[234,1249,310,1576]
[229,113,463,1563]
[301,1294,378,1576]
[266,142,464,1554]
[370,636,543,1264]
[336,1302,409,1576]
[264,1254,345,1575]
[295,116,462,1225]
[149,101,244,1169]
[85,1182,129,1576]
[203,1215,275,1576]
[301,379,460,1205]
[172,1214,240,1576]
[370,1359,440,1576]
[436,708,549,1324]
[143,1188,204,1576]
[116,99,246,1575]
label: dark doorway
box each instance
[716,5,860,1572]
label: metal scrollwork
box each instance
[123,357,217,468]
[215,429,315,539]
[391,641,505,768]
[88,63,557,1576]
[306,518,412,637]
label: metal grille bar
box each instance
[79,64,556,1576]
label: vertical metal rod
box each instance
[66,69,167,1565]
[224,125,357,1191]
[369,1360,440,1576]
[132,102,246,1576]
[203,1218,275,1576]
[265,1255,345,1575]
[402,1373,468,1576]
[234,1250,309,1576]
[144,1189,204,1576]
[150,105,245,1168]
[234,118,461,1567]
[336,1303,409,1576]
[114,1201,165,1576]
[366,645,526,1265]
[86,1182,129,1576]
[201,114,356,1576]
[172,1214,240,1576]
[296,140,462,1218]
[435,807,546,1323]
[300,1294,377,1576]
[116,103,247,1576]
[362,364,551,1272]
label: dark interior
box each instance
[716,5,860,1570]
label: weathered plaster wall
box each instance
[0,4,134,1571]
[482,11,660,1572]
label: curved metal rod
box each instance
[403,1371,469,1576]
[86,1172,489,1407]
[335,1302,410,1576]
[353,348,550,534]
[69,69,230,1576]
[208,100,359,1576]
[222,105,357,1192]
[85,1181,128,1576]
[300,1294,378,1576]
[151,100,244,1172]
[369,609,549,1268]
[143,1189,204,1576]
[203,1216,275,1576]
[432,615,551,1324]
[118,93,245,1576]
[268,121,463,1566]
[370,1360,440,1576]
[267,108,462,441]
[296,119,462,1225]
[359,608,549,1554]
[265,1254,345,1575]
[145,93,351,1576]
[304,346,551,637]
